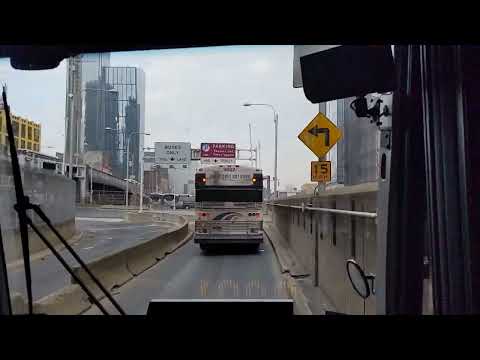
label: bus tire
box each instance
[200,244,209,252]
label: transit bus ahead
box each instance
[194,164,263,252]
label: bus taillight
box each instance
[195,173,206,186]
[252,173,262,187]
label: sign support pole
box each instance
[316,156,326,194]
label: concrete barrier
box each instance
[262,223,312,315]
[31,212,191,315]
[125,222,188,275]
[125,211,187,225]
[263,222,308,277]
[4,219,77,264]
[72,249,133,299]
[283,275,312,315]
[1,161,76,263]
[33,285,92,315]
[11,288,90,316]
[269,182,378,315]
[122,211,188,275]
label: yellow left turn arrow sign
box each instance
[298,112,342,158]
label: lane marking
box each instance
[83,246,95,250]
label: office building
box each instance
[81,53,111,85]
[83,78,119,172]
[0,109,41,152]
[65,53,110,168]
[102,66,145,180]
[64,56,145,181]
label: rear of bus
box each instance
[194,165,263,252]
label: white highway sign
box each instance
[155,142,191,165]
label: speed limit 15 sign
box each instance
[311,161,331,182]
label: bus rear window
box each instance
[196,188,262,202]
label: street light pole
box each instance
[258,140,261,168]
[90,166,93,204]
[274,111,278,198]
[243,102,278,198]
[139,154,145,213]
[173,181,176,211]
[61,133,66,176]
[67,93,74,178]
[126,138,130,207]
[249,123,253,167]
[124,131,150,210]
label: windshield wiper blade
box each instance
[2,85,34,314]
[0,224,12,315]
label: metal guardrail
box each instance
[265,202,377,219]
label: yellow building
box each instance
[0,109,41,152]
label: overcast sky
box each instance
[0,45,320,189]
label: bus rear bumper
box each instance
[194,233,263,244]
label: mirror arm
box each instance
[366,274,376,295]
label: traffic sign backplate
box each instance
[298,112,342,158]
[311,161,331,182]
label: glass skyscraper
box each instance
[81,53,111,155]
[102,66,145,180]
[65,53,110,167]
[66,53,145,180]
[81,53,111,85]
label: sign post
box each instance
[299,112,341,194]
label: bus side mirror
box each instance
[300,45,396,104]
[346,259,376,299]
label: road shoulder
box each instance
[263,220,335,315]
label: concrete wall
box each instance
[271,182,377,314]
[0,157,76,263]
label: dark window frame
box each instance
[195,187,262,203]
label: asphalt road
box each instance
[84,234,289,315]
[8,207,175,301]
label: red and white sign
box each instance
[201,143,236,158]
[200,143,236,164]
